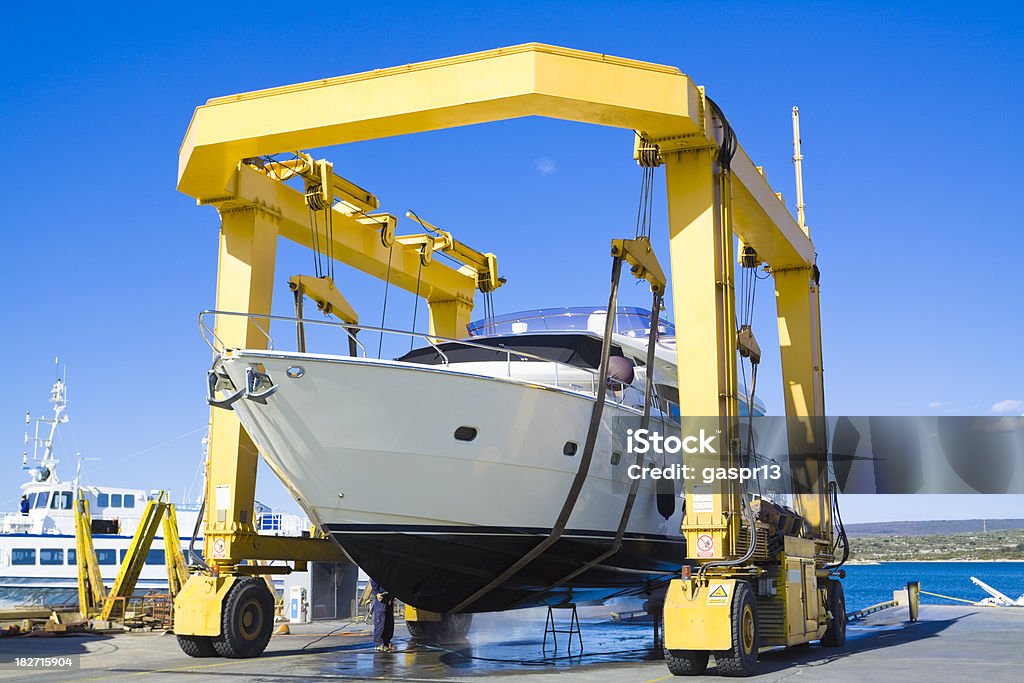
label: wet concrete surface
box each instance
[0,604,1021,682]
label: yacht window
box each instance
[11,549,36,565]
[60,492,72,509]
[96,549,116,565]
[40,548,63,565]
[111,494,122,507]
[123,494,135,509]
[454,426,478,442]
[51,493,60,509]
[97,493,109,507]
[146,549,165,565]
[563,441,578,456]
[611,451,622,466]
[67,549,77,565]
[34,491,49,509]
[26,492,37,508]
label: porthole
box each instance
[454,426,478,442]
[563,441,578,456]
[610,451,622,466]
[286,366,305,379]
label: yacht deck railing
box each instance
[199,310,654,410]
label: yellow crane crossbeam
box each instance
[179,43,812,269]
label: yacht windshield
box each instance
[397,333,623,369]
[467,306,674,339]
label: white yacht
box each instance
[0,371,305,608]
[208,306,764,613]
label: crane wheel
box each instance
[664,648,709,676]
[714,581,759,677]
[177,635,217,658]
[211,577,275,658]
[820,579,847,647]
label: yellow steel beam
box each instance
[208,163,477,337]
[289,275,359,324]
[179,44,810,268]
[74,494,106,616]
[774,266,830,541]
[611,237,667,295]
[163,503,190,596]
[404,211,503,292]
[729,143,814,268]
[179,45,701,198]
[101,498,167,621]
[205,206,278,565]
[212,534,349,563]
[261,153,380,213]
[665,147,742,562]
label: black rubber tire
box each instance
[713,582,759,677]
[211,577,275,658]
[820,579,847,647]
[664,648,710,676]
[407,613,473,643]
[176,634,217,658]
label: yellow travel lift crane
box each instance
[174,44,839,675]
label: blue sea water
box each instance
[842,561,1024,610]
[2,562,1021,612]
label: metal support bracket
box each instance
[207,369,244,410]
[244,367,278,404]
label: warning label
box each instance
[212,538,226,559]
[695,533,715,558]
[707,582,731,605]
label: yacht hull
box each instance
[221,351,686,613]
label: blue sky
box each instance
[2,2,1022,522]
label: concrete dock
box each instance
[0,605,1020,682]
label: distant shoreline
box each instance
[847,558,1024,565]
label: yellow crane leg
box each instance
[205,207,278,560]
[664,147,741,561]
[774,266,829,540]
[174,207,278,653]
[662,147,760,675]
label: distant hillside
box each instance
[844,519,1024,537]
[850,528,1024,562]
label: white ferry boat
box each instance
[0,370,304,607]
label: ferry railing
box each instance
[199,310,657,410]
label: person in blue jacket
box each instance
[370,578,396,652]
[20,495,30,515]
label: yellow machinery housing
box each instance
[174,43,839,674]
